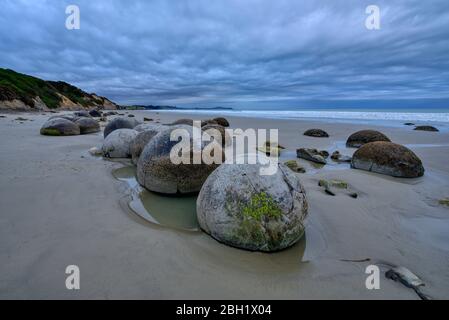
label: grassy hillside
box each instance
[0,68,115,109]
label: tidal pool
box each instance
[113,166,200,232]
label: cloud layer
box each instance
[1,0,449,108]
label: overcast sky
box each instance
[1,0,449,109]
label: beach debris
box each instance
[102,129,138,158]
[414,125,439,132]
[258,141,285,157]
[213,117,230,127]
[438,198,449,207]
[40,118,80,136]
[89,109,102,118]
[385,267,430,300]
[88,147,102,156]
[104,117,140,138]
[75,117,100,134]
[331,150,352,163]
[352,141,424,178]
[137,125,220,194]
[143,117,153,122]
[297,148,328,164]
[284,160,306,173]
[303,128,329,138]
[196,161,308,252]
[404,122,415,126]
[346,130,391,148]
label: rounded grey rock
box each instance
[102,129,138,158]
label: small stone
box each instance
[284,160,306,173]
[297,148,327,164]
[349,192,358,199]
[88,147,102,156]
[404,123,415,126]
[439,198,449,206]
[143,117,153,122]
[128,114,135,118]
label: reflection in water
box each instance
[113,166,199,231]
[113,165,318,271]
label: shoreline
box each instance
[0,110,448,299]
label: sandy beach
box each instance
[0,110,448,300]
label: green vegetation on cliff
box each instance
[0,68,115,109]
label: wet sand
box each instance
[0,110,448,299]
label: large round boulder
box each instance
[171,118,194,126]
[304,128,329,138]
[104,117,139,138]
[197,161,308,252]
[40,118,80,136]
[75,117,100,134]
[137,125,221,194]
[351,141,424,178]
[346,130,391,148]
[102,129,138,158]
[89,109,102,117]
[130,125,168,164]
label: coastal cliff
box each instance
[0,68,118,111]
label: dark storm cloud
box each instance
[1,0,449,107]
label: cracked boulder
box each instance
[351,141,424,178]
[196,161,308,252]
[137,125,221,194]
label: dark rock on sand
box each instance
[196,162,308,252]
[304,128,329,138]
[89,109,102,117]
[346,130,391,148]
[74,111,90,117]
[404,122,415,126]
[201,119,219,127]
[143,117,153,122]
[296,148,328,164]
[213,117,230,127]
[137,125,220,194]
[102,129,138,158]
[40,118,80,136]
[352,141,424,178]
[104,117,139,138]
[331,150,352,163]
[414,125,439,132]
[128,114,135,118]
[75,117,100,134]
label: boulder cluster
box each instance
[40,111,101,136]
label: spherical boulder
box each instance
[346,130,391,148]
[304,128,329,138]
[74,111,90,117]
[104,117,139,138]
[197,162,308,252]
[40,118,80,136]
[89,109,102,117]
[213,117,230,127]
[75,117,100,134]
[351,141,424,178]
[102,129,138,158]
[137,125,221,194]
[202,123,230,147]
[171,118,194,126]
[130,125,167,164]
